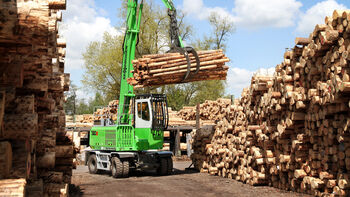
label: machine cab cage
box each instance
[135,94,169,130]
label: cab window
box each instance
[137,102,150,121]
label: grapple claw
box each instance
[167,46,200,82]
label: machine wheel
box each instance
[111,157,123,178]
[166,157,173,175]
[122,160,129,178]
[157,158,168,176]
[87,154,100,174]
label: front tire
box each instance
[88,154,100,174]
[111,157,123,178]
[157,158,168,176]
[122,160,129,178]
[167,157,173,175]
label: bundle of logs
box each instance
[0,0,74,196]
[128,50,230,88]
[189,10,350,197]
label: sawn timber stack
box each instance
[128,49,229,87]
[0,0,74,196]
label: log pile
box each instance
[178,98,232,121]
[65,100,119,127]
[190,126,215,172]
[93,100,119,121]
[128,50,230,88]
[66,101,205,127]
[0,0,73,196]
[168,108,189,126]
[190,10,350,197]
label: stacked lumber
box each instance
[0,179,26,196]
[65,115,93,128]
[189,10,350,197]
[176,106,195,120]
[168,107,195,126]
[93,100,119,121]
[128,50,230,87]
[0,0,73,196]
[178,98,231,121]
[65,100,119,127]
[79,114,94,124]
[162,131,189,152]
[190,127,215,172]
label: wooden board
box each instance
[0,91,4,133]
[0,178,26,197]
[0,141,12,179]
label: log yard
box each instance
[1,0,350,197]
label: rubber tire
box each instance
[88,154,99,174]
[166,157,173,175]
[122,160,129,178]
[111,157,123,178]
[157,158,168,176]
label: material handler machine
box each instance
[84,0,200,178]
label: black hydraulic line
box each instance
[166,1,201,82]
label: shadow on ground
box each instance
[69,166,199,197]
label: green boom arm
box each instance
[117,0,180,125]
[117,0,141,125]
[162,0,174,10]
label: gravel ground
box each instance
[70,161,311,197]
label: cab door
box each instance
[135,99,152,128]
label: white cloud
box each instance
[226,67,253,97]
[182,0,235,22]
[182,0,302,29]
[61,0,118,71]
[254,67,275,77]
[232,0,302,29]
[226,67,275,97]
[296,0,347,34]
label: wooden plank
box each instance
[0,63,23,88]
[2,114,38,139]
[0,141,12,179]
[0,91,4,133]
[0,178,26,196]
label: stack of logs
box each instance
[65,100,119,127]
[93,100,119,121]
[128,50,229,88]
[178,98,232,121]
[189,10,350,197]
[0,0,74,196]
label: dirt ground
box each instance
[71,161,310,197]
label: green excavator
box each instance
[84,0,200,178]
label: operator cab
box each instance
[134,94,169,130]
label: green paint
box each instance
[90,0,176,152]
[161,0,174,10]
[90,126,163,151]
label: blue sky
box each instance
[62,0,350,99]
